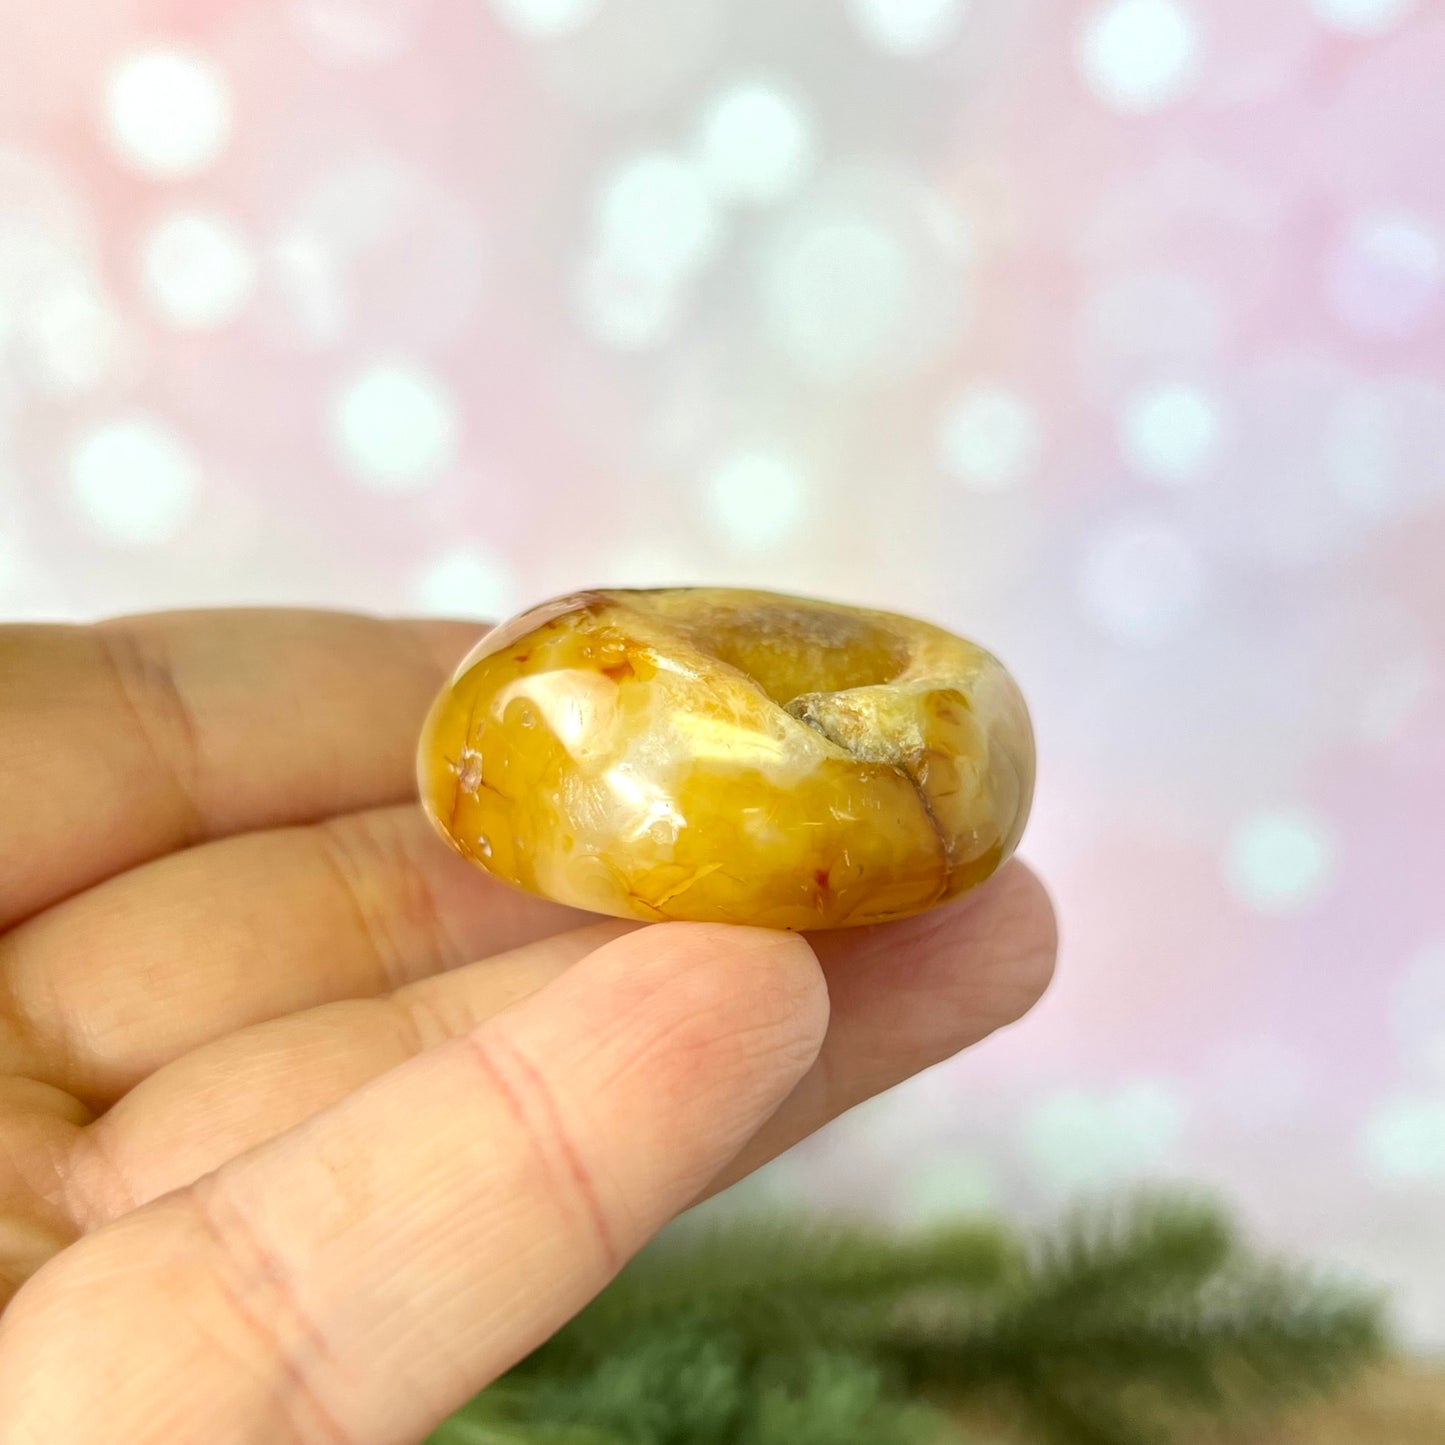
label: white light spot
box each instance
[1310,0,1418,36]
[489,0,602,39]
[140,210,256,331]
[415,548,519,620]
[846,0,969,57]
[1077,516,1205,644]
[575,252,684,350]
[69,417,200,545]
[703,450,810,551]
[332,362,459,490]
[1362,1096,1445,1182]
[105,49,233,180]
[694,80,815,207]
[1025,1081,1186,1191]
[938,386,1043,491]
[764,216,912,381]
[596,152,722,284]
[1223,808,1337,914]
[1327,211,1443,338]
[1120,382,1223,483]
[1078,0,1204,113]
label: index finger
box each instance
[0,610,484,930]
[0,924,830,1445]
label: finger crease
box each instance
[312,822,406,992]
[374,816,469,977]
[459,1032,621,1275]
[94,627,206,847]
[188,1176,355,1445]
[391,989,456,1057]
[64,1118,140,1232]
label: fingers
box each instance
[706,861,1057,1194]
[0,610,485,930]
[66,864,1052,1229]
[69,921,635,1219]
[2,804,584,1105]
[0,925,828,1445]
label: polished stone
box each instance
[417,588,1034,929]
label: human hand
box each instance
[0,609,1056,1444]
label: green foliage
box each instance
[426,1195,1386,1445]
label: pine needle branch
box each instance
[1024,1196,1236,1312]
[430,1193,1388,1445]
[527,1213,1025,1376]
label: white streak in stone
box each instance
[494,670,621,758]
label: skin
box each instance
[0,609,1057,1445]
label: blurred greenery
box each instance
[426,1194,1387,1445]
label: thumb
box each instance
[0,924,829,1445]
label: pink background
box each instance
[2,0,1443,1346]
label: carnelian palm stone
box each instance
[417,588,1034,930]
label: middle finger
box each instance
[1,804,583,1105]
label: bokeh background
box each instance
[2,0,1443,1347]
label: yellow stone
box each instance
[417,588,1034,930]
